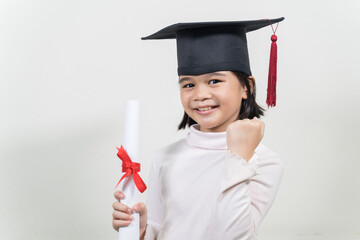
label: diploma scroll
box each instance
[118,100,141,240]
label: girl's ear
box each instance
[248,76,255,95]
[242,76,255,99]
[242,84,248,99]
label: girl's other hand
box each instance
[226,117,264,161]
[112,191,148,237]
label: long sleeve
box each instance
[142,126,283,240]
[144,156,163,240]
[210,148,284,240]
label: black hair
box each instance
[178,71,265,130]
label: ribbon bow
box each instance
[114,145,147,193]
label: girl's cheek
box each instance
[180,95,190,109]
[180,92,191,103]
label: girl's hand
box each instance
[112,191,148,237]
[226,117,265,161]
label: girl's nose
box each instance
[194,85,211,101]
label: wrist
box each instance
[228,148,253,162]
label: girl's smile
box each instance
[194,106,218,115]
[179,71,248,132]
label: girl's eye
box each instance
[209,79,220,84]
[183,83,195,88]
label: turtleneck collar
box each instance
[186,124,227,150]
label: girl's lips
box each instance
[194,106,218,115]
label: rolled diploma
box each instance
[118,100,141,240]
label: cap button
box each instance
[271,35,277,42]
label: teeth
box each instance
[198,107,212,111]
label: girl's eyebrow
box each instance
[178,72,226,84]
[178,77,191,84]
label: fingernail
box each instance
[128,209,132,214]
[129,215,134,220]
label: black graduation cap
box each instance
[141,17,284,107]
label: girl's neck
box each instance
[187,124,227,150]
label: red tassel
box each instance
[267,34,278,107]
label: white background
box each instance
[1,0,360,239]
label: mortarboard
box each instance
[141,17,284,107]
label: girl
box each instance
[112,18,284,240]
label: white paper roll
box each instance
[118,100,141,240]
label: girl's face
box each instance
[179,71,248,132]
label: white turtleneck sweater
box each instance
[143,125,283,240]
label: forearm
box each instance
[213,154,258,239]
[212,150,283,239]
[215,183,256,239]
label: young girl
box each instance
[112,18,284,240]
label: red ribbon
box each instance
[114,145,147,193]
